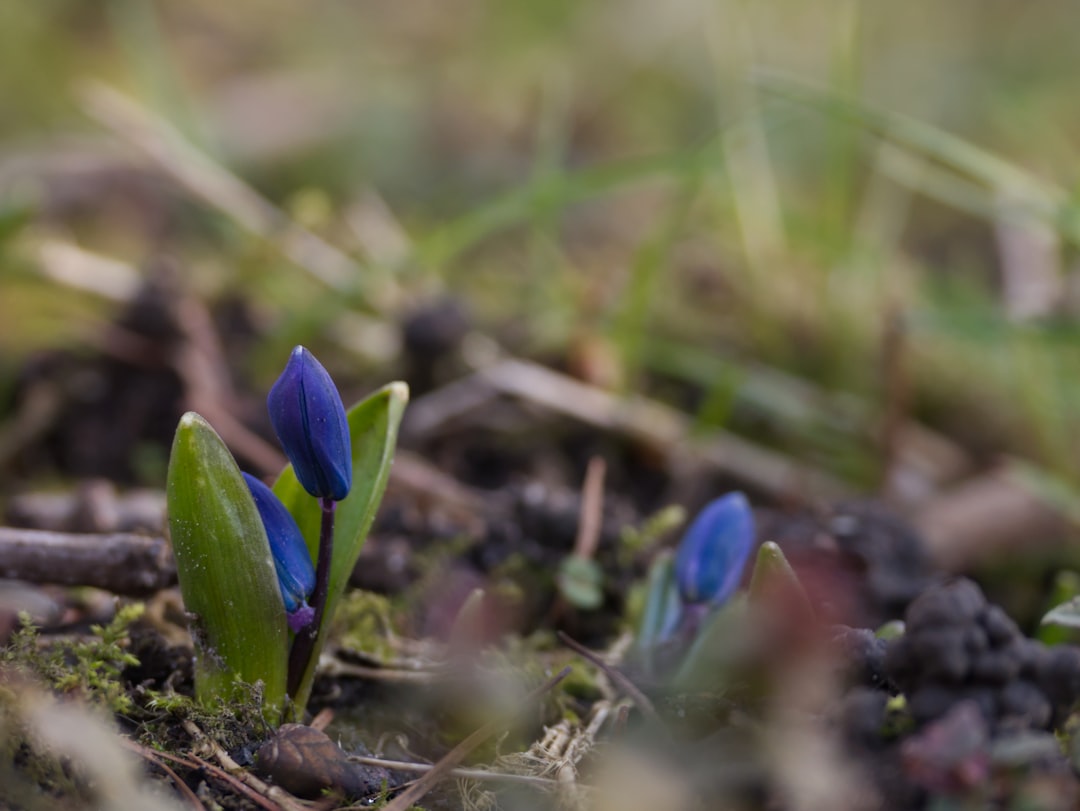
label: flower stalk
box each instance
[287,496,336,695]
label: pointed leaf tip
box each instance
[748,540,813,616]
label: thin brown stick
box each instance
[310,707,335,732]
[573,457,607,561]
[321,657,441,684]
[121,740,203,811]
[182,752,284,811]
[120,740,286,811]
[556,631,664,729]
[346,755,564,789]
[0,526,175,594]
[380,666,572,811]
[460,358,851,503]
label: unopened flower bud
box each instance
[267,346,352,501]
[674,492,754,606]
[243,472,316,632]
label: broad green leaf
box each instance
[166,412,288,718]
[671,596,748,692]
[274,381,408,711]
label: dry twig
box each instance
[320,656,441,685]
[556,632,663,729]
[0,526,174,595]
[409,358,851,503]
[345,755,564,789]
[573,457,607,562]
[119,739,203,811]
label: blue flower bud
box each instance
[674,492,755,607]
[242,472,317,632]
[267,346,352,501]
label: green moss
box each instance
[2,604,144,716]
[0,606,149,809]
[140,681,274,753]
[332,590,399,662]
[618,504,687,566]
[1,605,272,759]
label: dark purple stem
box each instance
[287,497,335,698]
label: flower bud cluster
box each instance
[246,346,353,631]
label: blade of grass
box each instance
[416,138,725,269]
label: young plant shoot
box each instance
[167,346,407,720]
[635,491,756,675]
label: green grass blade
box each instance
[166,412,289,718]
[754,69,1080,245]
[273,381,409,711]
[755,69,1062,201]
[416,140,724,268]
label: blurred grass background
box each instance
[3,0,1080,497]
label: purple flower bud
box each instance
[242,472,316,632]
[674,492,755,607]
[267,346,352,501]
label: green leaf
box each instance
[1041,596,1080,630]
[556,557,605,611]
[747,540,813,617]
[671,596,748,692]
[273,381,409,711]
[166,412,288,718]
[1039,571,1080,645]
[875,620,906,641]
[635,551,681,652]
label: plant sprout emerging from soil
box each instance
[635,492,756,674]
[166,346,407,722]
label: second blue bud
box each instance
[243,472,317,632]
